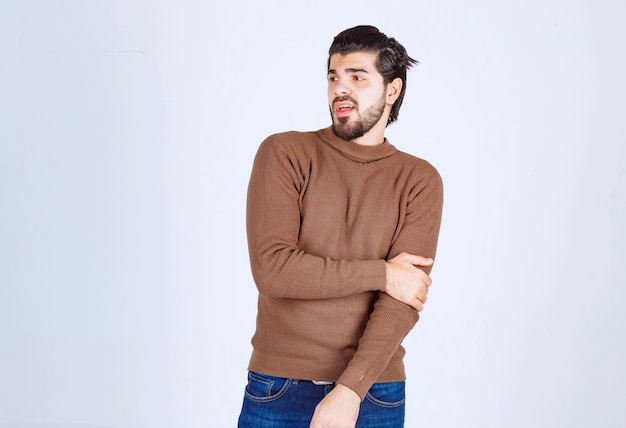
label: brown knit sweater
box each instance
[245,126,443,399]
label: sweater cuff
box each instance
[336,365,375,401]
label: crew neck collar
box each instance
[318,127,396,163]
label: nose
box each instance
[334,85,350,97]
[331,78,350,97]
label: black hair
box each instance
[328,25,418,125]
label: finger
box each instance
[403,254,433,266]
[415,291,427,305]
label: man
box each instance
[238,25,443,428]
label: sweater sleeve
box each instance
[246,136,387,300]
[336,162,444,399]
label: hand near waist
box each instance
[385,252,434,311]
[310,384,360,428]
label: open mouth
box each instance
[334,101,355,117]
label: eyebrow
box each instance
[327,67,370,75]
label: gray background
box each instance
[1,0,625,427]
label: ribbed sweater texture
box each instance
[246,126,443,399]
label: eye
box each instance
[329,76,338,82]
[353,75,364,81]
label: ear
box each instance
[386,77,403,105]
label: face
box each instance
[327,52,388,141]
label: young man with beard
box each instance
[238,25,443,428]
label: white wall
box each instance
[1,0,624,427]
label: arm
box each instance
[246,136,386,300]
[310,254,439,428]
[332,163,444,399]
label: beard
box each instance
[330,91,386,141]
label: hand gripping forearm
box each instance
[384,252,433,311]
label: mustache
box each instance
[332,96,357,106]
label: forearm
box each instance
[247,243,386,299]
[336,293,418,399]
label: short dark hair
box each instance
[328,25,418,125]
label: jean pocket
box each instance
[364,381,405,408]
[244,371,292,402]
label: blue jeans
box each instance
[238,371,405,427]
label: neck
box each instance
[352,133,384,146]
